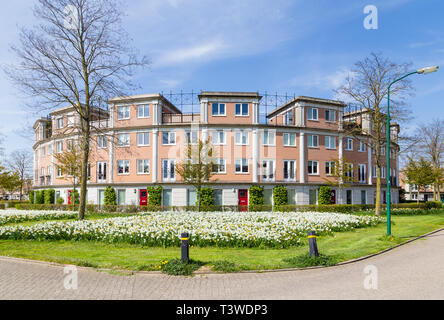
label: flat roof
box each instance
[198,91,262,100]
[107,93,180,114]
[267,96,346,118]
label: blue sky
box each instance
[0,0,443,156]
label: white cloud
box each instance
[156,40,225,66]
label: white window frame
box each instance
[345,137,353,151]
[284,109,293,125]
[283,160,297,181]
[235,158,249,174]
[308,160,319,175]
[345,163,354,178]
[137,159,150,174]
[212,158,226,174]
[235,131,249,145]
[358,140,366,152]
[325,109,336,122]
[117,160,130,175]
[261,159,275,182]
[235,103,249,116]
[262,131,276,146]
[97,135,107,149]
[56,117,64,129]
[162,159,176,181]
[162,131,176,145]
[325,136,336,149]
[212,130,226,145]
[97,161,107,182]
[211,103,226,116]
[185,131,198,145]
[307,135,319,148]
[372,165,377,178]
[67,115,74,127]
[137,132,150,146]
[117,133,130,147]
[117,106,130,120]
[137,105,150,118]
[56,166,63,178]
[325,161,335,176]
[283,133,296,147]
[381,166,386,179]
[307,107,318,121]
[56,141,63,153]
[358,164,367,183]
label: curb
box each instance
[1,227,443,276]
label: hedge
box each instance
[29,190,35,204]
[249,186,264,211]
[44,189,55,204]
[147,186,162,206]
[197,187,214,208]
[273,186,288,206]
[318,186,332,205]
[0,204,5,210]
[35,191,44,204]
[104,187,117,205]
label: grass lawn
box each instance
[0,213,443,272]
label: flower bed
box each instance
[0,209,78,226]
[0,211,383,248]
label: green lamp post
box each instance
[386,66,439,236]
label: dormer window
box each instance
[117,106,130,120]
[325,109,336,122]
[284,109,293,125]
[56,118,64,129]
[235,103,248,116]
[307,107,318,120]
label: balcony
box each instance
[162,113,200,124]
[90,119,111,129]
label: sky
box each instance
[0,0,443,158]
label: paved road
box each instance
[1,230,443,299]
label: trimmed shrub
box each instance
[197,187,214,208]
[318,186,332,205]
[35,191,44,204]
[104,187,117,205]
[249,186,264,211]
[44,189,55,204]
[0,204,5,210]
[29,190,35,204]
[147,186,162,206]
[424,201,443,210]
[56,197,65,205]
[69,190,80,205]
[273,186,288,211]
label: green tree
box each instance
[176,138,216,212]
[0,167,21,199]
[403,157,435,203]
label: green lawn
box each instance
[0,213,443,272]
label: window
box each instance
[212,103,226,116]
[261,160,275,181]
[345,163,354,178]
[325,109,336,122]
[67,116,74,127]
[358,164,367,183]
[381,166,386,179]
[308,161,319,175]
[48,145,53,155]
[185,131,198,144]
[56,141,63,153]
[117,160,130,175]
[235,103,248,116]
[235,131,249,145]
[97,162,107,182]
[137,105,150,118]
[284,109,293,125]
[56,118,64,129]
[212,130,226,145]
[325,161,335,175]
[162,159,176,181]
[117,133,130,147]
[283,133,296,146]
[187,189,197,206]
[307,107,318,120]
[372,165,377,178]
[283,160,296,181]
[41,146,46,156]
[97,135,107,148]
[55,166,63,178]
[162,132,176,145]
[235,158,249,173]
[212,158,226,173]
[137,132,150,146]
[117,190,126,205]
[358,140,366,152]
[345,137,353,151]
[262,131,275,146]
[117,106,130,120]
[67,139,73,150]
[325,136,336,149]
[137,159,150,174]
[41,167,45,176]
[214,190,223,206]
[307,135,319,148]
[361,190,367,205]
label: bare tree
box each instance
[5,0,148,219]
[336,52,414,215]
[415,119,444,201]
[7,150,33,200]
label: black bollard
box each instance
[181,232,189,263]
[308,231,319,257]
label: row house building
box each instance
[33,91,400,207]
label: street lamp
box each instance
[386,65,439,236]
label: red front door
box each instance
[331,190,336,204]
[68,190,72,205]
[139,189,148,206]
[238,189,248,211]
